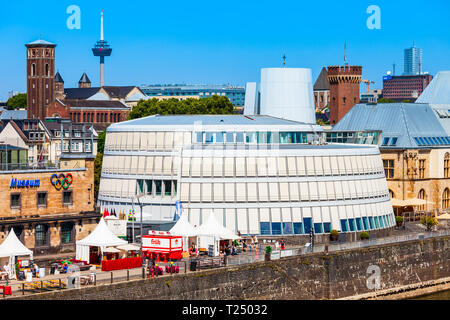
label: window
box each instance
[419,159,426,179]
[445,153,450,178]
[355,218,362,231]
[146,180,153,195]
[348,218,356,232]
[163,180,172,196]
[382,137,390,146]
[313,223,323,234]
[383,160,394,178]
[37,192,47,207]
[154,180,162,196]
[45,64,49,77]
[32,64,36,76]
[368,217,374,229]
[362,217,368,230]
[282,222,293,235]
[63,190,73,205]
[293,222,303,234]
[443,188,450,210]
[418,189,426,211]
[390,137,398,146]
[10,193,21,209]
[340,219,349,232]
[35,224,49,247]
[60,222,74,244]
[303,217,313,234]
[260,222,270,235]
[271,222,282,235]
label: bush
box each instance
[395,216,404,223]
[420,216,438,231]
[360,232,370,240]
[330,230,339,236]
[265,246,273,254]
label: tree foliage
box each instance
[376,98,396,104]
[128,96,235,120]
[94,130,106,200]
[6,93,27,109]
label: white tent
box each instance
[0,228,33,278]
[76,218,127,263]
[169,213,197,252]
[195,211,240,256]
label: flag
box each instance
[173,201,182,221]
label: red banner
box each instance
[101,257,142,272]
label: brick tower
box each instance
[327,65,362,125]
[25,39,57,120]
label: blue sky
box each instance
[0,0,449,100]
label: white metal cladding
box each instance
[259,68,316,124]
[99,124,393,235]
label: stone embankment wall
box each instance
[16,236,449,300]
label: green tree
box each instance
[94,130,106,200]
[376,98,396,103]
[6,93,27,109]
[128,95,235,120]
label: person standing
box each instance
[274,240,279,251]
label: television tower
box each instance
[92,10,112,87]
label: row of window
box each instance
[70,112,122,123]
[259,214,393,235]
[11,222,75,248]
[195,131,311,144]
[183,203,394,235]
[137,179,177,197]
[10,191,73,209]
[414,136,450,146]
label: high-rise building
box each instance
[404,44,422,75]
[327,65,362,125]
[25,39,56,120]
[382,74,432,102]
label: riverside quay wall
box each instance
[18,236,450,300]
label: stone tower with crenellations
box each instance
[25,39,57,120]
[327,65,362,125]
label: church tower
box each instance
[25,39,56,120]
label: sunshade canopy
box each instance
[0,228,33,258]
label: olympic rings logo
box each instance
[50,173,73,190]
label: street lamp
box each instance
[135,192,146,261]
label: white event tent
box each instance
[0,228,33,278]
[195,211,240,256]
[169,213,197,252]
[76,218,127,263]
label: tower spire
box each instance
[101,9,104,41]
[92,9,112,87]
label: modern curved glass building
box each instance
[99,114,395,236]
